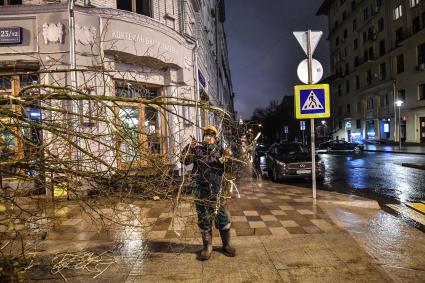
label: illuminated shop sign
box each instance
[0,27,22,44]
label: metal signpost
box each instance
[293,30,330,199]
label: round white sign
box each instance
[297,59,323,84]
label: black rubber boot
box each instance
[198,230,212,261]
[219,229,236,257]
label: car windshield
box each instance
[276,144,307,157]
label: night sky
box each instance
[225,0,330,119]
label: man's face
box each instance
[203,132,216,144]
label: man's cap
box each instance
[202,125,219,136]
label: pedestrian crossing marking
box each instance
[408,203,425,215]
[386,204,425,227]
[301,91,324,110]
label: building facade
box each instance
[318,0,425,144]
[0,0,234,172]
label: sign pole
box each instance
[307,30,317,200]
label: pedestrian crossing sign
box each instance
[294,84,330,119]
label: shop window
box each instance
[115,82,164,168]
[117,0,151,17]
[0,76,12,91]
[419,84,425,100]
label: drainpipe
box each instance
[68,0,81,163]
[193,40,202,141]
[69,0,77,91]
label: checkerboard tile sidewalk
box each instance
[27,182,370,244]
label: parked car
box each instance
[318,140,364,152]
[252,143,270,177]
[266,142,325,182]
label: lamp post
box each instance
[395,100,403,150]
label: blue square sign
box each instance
[300,89,326,114]
[294,84,330,119]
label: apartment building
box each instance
[318,0,425,144]
[0,0,234,170]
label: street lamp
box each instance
[395,100,403,150]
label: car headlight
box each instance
[276,160,287,168]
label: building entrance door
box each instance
[420,117,425,143]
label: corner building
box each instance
[0,0,234,171]
[318,0,425,144]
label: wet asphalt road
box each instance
[317,151,425,203]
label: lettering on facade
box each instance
[111,30,177,55]
[42,23,64,45]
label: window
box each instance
[357,101,362,112]
[422,12,425,29]
[116,0,151,17]
[411,0,420,8]
[347,104,351,115]
[393,4,403,20]
[418,43,425,65]
[398,89,406,103]
[339,106,342,116]
[339,121,343,130]
[366,70,372,85]
[413,17,421,33]
[353,19,357,31]
[395,27,404,43]
[336,37,340,46]
[343,11,347,20]
[351,0,356,10]
[356,75,360,89]
[419,84,425,100]
[0,0,22,5]
[381,94,389,106]
[367,97,374,109]
[378,18,384,32]
[356,119,361,129]
[368,47,374,60]
[363,32,367,43]
[338,84,342,96]
[364,8,369,21]
[346,80,350,93]
[354,56,359,67]
[354,38,358,49]
[379,40,386,56]
[396,54,404,73]
[379,63,386,80]
[377,0,382,7]
[345,63,349,75]
[344,29,348,39]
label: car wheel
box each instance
[353,146,361,153]
[326,147,332,152]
